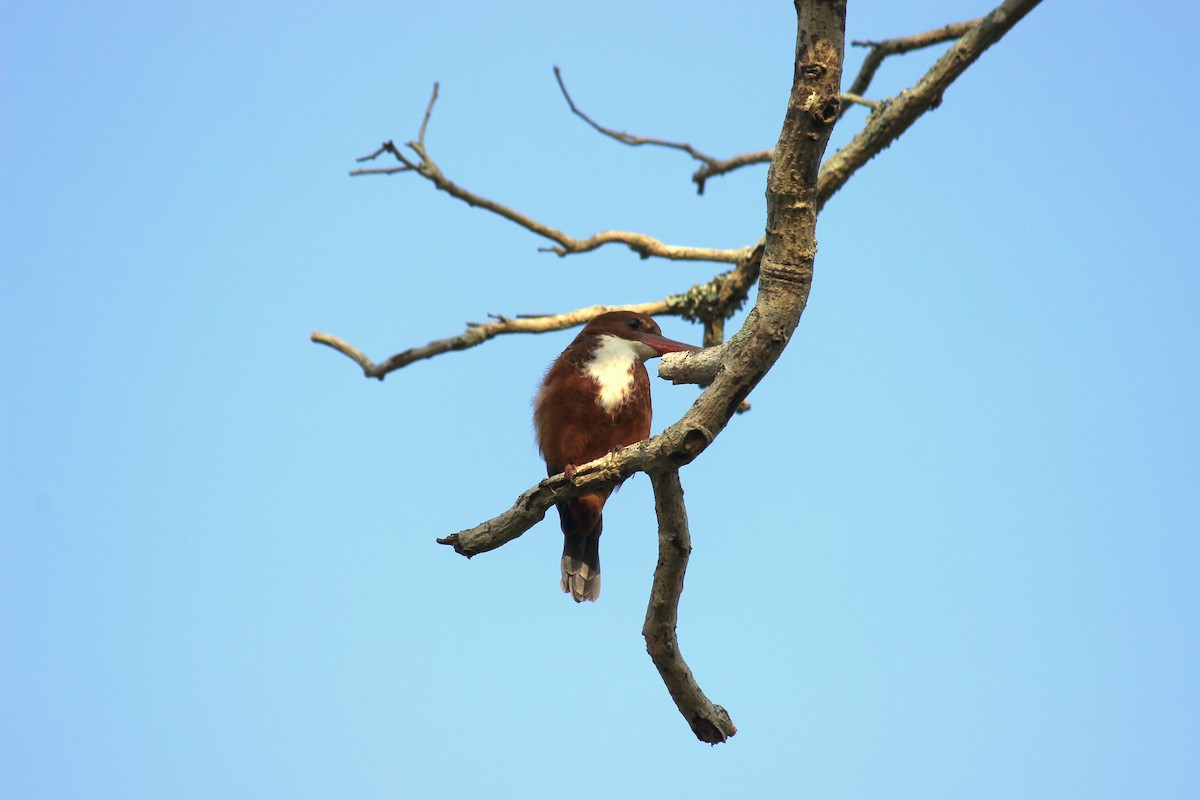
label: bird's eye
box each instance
[626,318,641,330]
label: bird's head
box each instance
[580,311,700,361]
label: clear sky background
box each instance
[3,1,1197,798]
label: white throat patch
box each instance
[584,334,652,413]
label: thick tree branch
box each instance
[436,403,712,555]
[644,469,736,743]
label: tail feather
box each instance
[560,523,601,602]
[556,493,605,602]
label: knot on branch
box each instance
[798,61,827,80]
[668,426,712,466]
[816,98,841,126]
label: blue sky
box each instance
[3,1,1198,797]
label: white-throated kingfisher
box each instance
[533,311,699,602]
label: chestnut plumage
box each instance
[533,311,699,602]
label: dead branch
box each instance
[351,84,747,263]
[554,66,718,168]
[839,92,881,112]
[644,469,736,743]
[554,65,774,196]
[658,342,726,387]
[819,0,1043,204]
[549,16,999,193]
[311,243,763,380]
[320,5,1027,382]
[437,0,848,744]
[842,16,982,116]
[691,150,774,196]
[436,407,711,555]
[310,301,671,380]
[322,0,1043,744]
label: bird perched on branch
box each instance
[533,311,699,602]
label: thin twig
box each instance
[554,66,717,165]
[691,150,774,195]
[417,81,438,144]
[842,17,982,116]
[839,92,881,111]
[557,66,771,195]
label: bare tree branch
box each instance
[322,0,1041,387]
[644,469,736,744]
[554,66,719,167]
[436,406,710,555]
[431,0,1041,606]
[323,6,1030,381]
[310,301,672,380]
[437,2,848,745]
[841,16,982,116]
[351,84,747,263]
[554,65,771,196]
[549,14,1002,195]
[839,91,881,111]
[819,0,1043,205]
[320,0,1043,744]
[691,150,774,196]
[690,13,1022,197]
[311,243,763,380]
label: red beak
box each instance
[637,332,701,356]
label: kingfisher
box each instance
[533,311,699,602]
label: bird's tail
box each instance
[557,492,605,602]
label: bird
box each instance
[533,311,699,602]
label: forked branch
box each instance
[842,16,982,115]
[549,13,1013,192]
[435,390,715,555]
[321,0,1042,744]
[438,0,849,744]
[819,0,1043,203]
[351,84,747,263]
